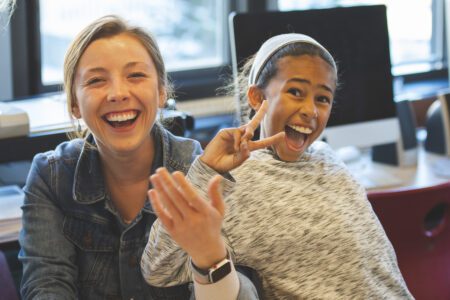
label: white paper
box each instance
[0,185,23,242]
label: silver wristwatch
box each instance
[190,255,232,284]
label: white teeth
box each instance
[288,125,312,134]
[106,111,137,122]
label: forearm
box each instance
[141,220,192,286]
[184,157,235,268]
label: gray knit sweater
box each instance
[141,142,413,299]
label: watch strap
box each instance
[190,253,232,284]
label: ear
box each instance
[158,87,167,109]
[247,85,265,110]
[71,101,81,119]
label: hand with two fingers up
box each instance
[200,100,285,173]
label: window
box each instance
[277,0,444,76]
[39,0,227,85]
[13,0,231,99]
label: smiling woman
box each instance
[70,33,165,155]
[18,15,259,300]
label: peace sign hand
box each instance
[200,100,285,173]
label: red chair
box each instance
[0,250,19,300]
[368,182,450,300]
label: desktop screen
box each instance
[229,5,399,149]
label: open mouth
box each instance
[284,124,312,151]
[102,110,140,128]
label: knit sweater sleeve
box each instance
[141,215,191,286]
[186,156,236,199]
[140,156,235,287]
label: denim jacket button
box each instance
[128,255,138,268]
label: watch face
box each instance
[210,261,232,282]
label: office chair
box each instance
[0,250,19,300]
[368,182,450,300]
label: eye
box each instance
[85,77,104,86]
[287,87,304,97]
[316,95,332,104]
[128,72,147,79]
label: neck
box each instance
[99,137,155,185]
[99,136,155,223]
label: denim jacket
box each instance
[19,123,258,300]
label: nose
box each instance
[299,97,318,121]
[107,78,130,102]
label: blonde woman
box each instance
[18,15,270,299]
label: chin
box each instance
[274,146,304,162]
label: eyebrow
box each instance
[287,77,334,94]
[84,67,107,75]
[124,61,150,69]
[83,62,150,75]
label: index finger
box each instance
[242,100,268,140]
[248,131,285,151]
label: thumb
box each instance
[208,175,225,216]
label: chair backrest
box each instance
[0,250,19,300]
[368,182,450,300]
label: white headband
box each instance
[248,33,335,85]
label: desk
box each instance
[346,145,450,193]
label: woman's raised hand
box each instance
[200,100,285,173]
[149,168,227,269]
[148,101,284,268]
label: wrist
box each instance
[199,155,231,177]
[190,249,233,285]
[199,154,216,172]
[190,242,227,270]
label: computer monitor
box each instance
[229,5,400,150]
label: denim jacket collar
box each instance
[73,138,105,205]
[72,123,179,206]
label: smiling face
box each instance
[72,33,165,156]
[250,55,336,162]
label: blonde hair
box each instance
[63,15,172,139]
